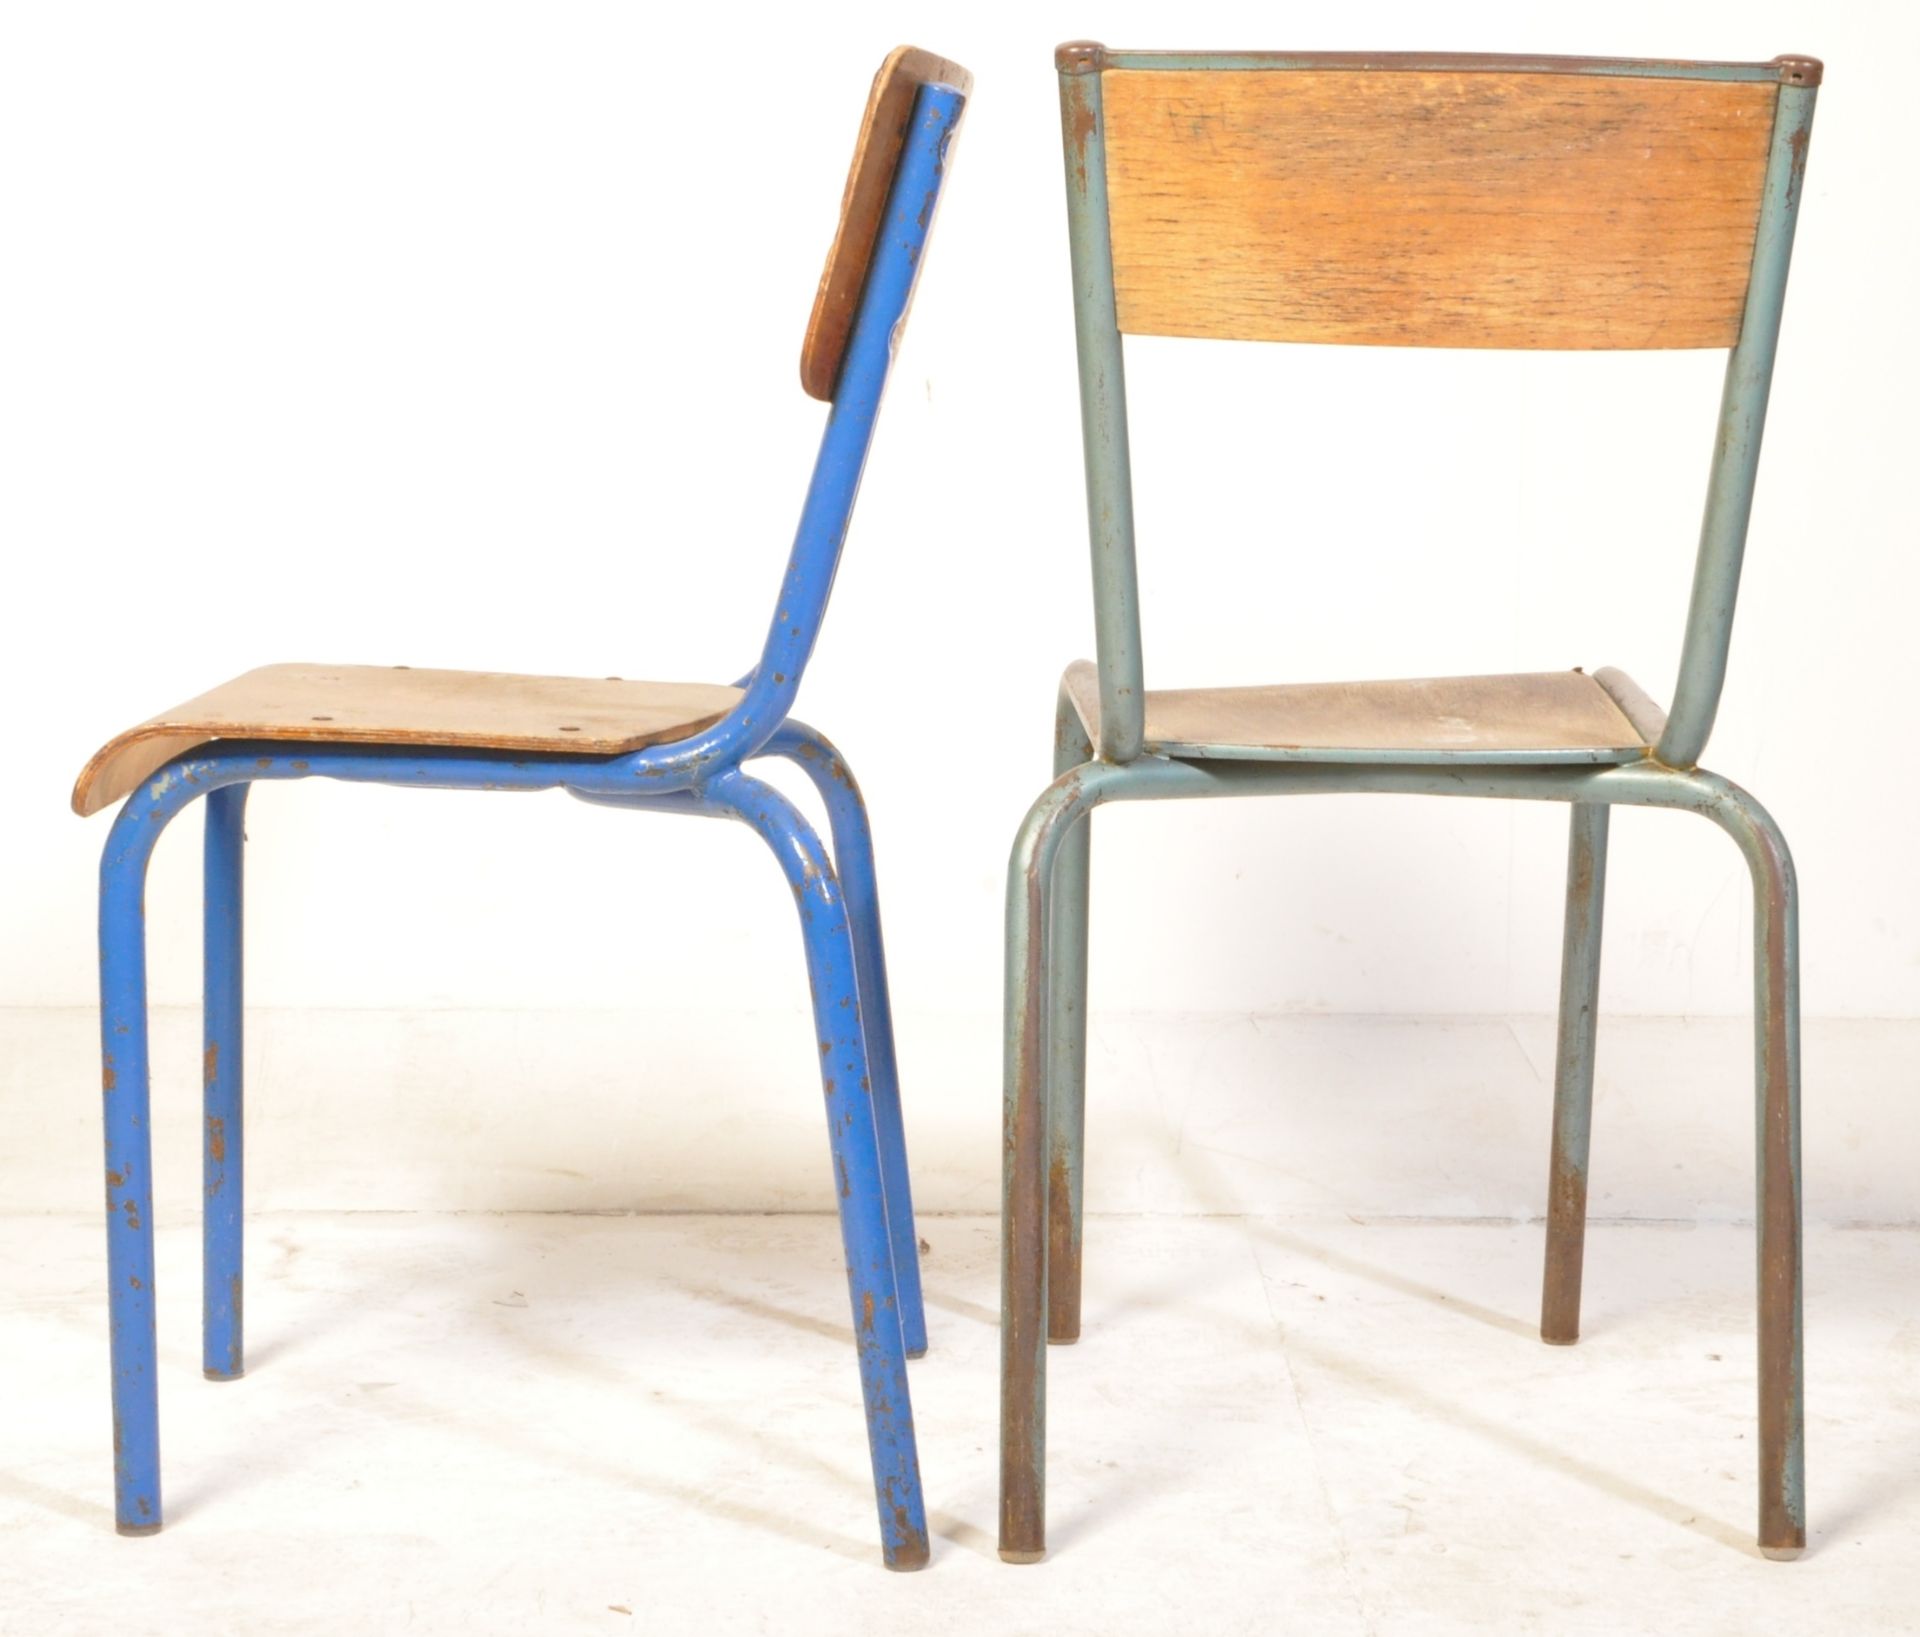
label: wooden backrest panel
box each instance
[1101,67,1779,349]
[801,46,972,400]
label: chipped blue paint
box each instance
[201,782,247,1382]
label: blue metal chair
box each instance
[73,44,971,1571]
[1002,45,1820,1562]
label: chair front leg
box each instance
[203,783,249,1380]
[706,769,929,1571]
[1001,763,1101,1564]
[764,724,925,1357]
[1694,777,1804,1558]
[1542,801,1608,1345]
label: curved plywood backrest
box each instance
[801,46,974,400]
[1073,48,1820,351]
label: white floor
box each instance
[8,1009,1920,1225]
[3,1213,1917,1635]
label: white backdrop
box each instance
[3,4,1915,1218]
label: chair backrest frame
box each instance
[1055,43,1819,768]
[621,48,970,789]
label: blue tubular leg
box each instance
[762,722,925,1357]
[94,744,640,1539]
[101,743,934,1561]
[203,783,249,1380]
[705,769,929,1570]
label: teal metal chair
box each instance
[1001,44,1821,1562]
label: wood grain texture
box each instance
[801,46,972,400]
[1062,659,1651,763]
[73,664,743,815]
[1101,69,1777,349]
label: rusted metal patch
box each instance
[1540,1152,1588,1345]
[1046,1149,1081,1343]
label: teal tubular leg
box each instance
[1695,778,1805,1558]
[765,724,925,1358]
[1542,801,1608,1346]
[1046,687,1094,1345]
[203,783,249,1381]
[706,770,929,1571]
[1001,762,1107,1563]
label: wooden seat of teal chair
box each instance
[1059,660,1667,765]
[1001,43,1821,1565]
[74,44,971,1572]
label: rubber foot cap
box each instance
[117,1522,163,1538]
[999,1548,1047,1565]
[1760,1545,1805,1562]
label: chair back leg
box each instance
[203,783,250,1380]
[1542,801,1609,1344]
[1046,688,1095,1344]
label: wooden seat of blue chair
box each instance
[72,663,745,816]
[1060,659,1668,766]
[75,44,971,1572]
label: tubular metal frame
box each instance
[94,77,967,1572]
[1003,46,1820,1564]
